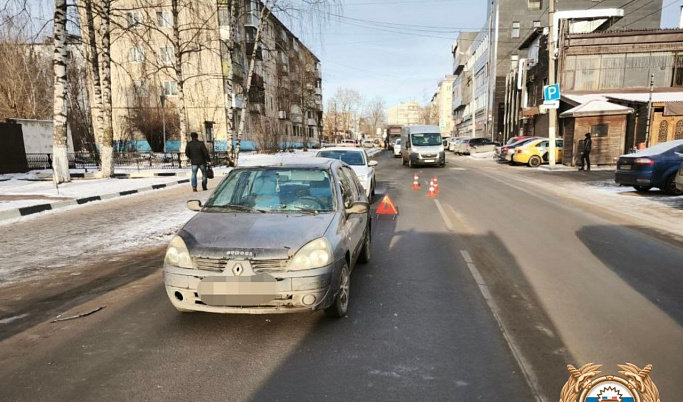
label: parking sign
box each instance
[543,84,560,103]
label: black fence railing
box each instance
[24,152,232,172]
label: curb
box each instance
[33,171,195,180]
[0,179,191,222]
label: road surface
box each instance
[0,150,681,401]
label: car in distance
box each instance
[316,147,378,198]
[468,137,500,154]
[400,125,446,168]
[393,139,402,158]
[495,136,534,158]
[362,139,375,148]
[498,137,540,162]
[615,140,683,195]
[163,158,371,318]
[512,138,564,167]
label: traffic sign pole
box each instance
[547,0,557,167]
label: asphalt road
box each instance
[0,150,681,401]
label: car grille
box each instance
[422,153,437,158]
[193,257,289,273]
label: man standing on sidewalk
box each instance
[579,132,592,171]
[185,132,210,192]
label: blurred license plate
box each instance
[621,165,632,170]
[198,275,277,306]
[424,159,435,163]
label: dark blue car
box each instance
[615,140,683,195]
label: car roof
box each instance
[317,147,366,152]
[237,156,339,169]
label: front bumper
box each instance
[163,262,339,314]
[411,151,445,165]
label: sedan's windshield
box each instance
[411,132,442,146]
[205,168,335,213]
[317,150,366,166]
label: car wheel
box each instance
[358,227,371,264]
[633,185,652,192]
[371,180,376,197]
[664,175,683,195]
[325,264,350,318]
[528,155,542,168]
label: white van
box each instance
[400,125,445,168]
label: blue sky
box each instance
[295,0,683,109]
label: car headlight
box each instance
[164,236,195,269]
[289,238,333,270]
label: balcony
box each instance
[246,41,263,60]
[278,110,289,120]
[248,103,264,114]
[250,73,265,90]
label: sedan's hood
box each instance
[351,165,373,178]
[179,212,335,259]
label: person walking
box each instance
[185,132,210,191]
[579,132,592,171]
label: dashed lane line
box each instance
[434,199,545,402]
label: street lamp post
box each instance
[160,94,167,154]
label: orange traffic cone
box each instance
[433,176,440,194]
[427,179,436,198]
[412,174,420,190]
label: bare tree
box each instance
[420,102,438,125]
[52,0,70,183]
[81,0,104,152]
[364,96,385,138]
[98,0,115,176]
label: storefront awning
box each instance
[560,99,633,118]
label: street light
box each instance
[160,93,167,154]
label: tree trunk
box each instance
[172,0,189,161]
[99,0,114,177]
[236,4,270,165]
[225,0,237,165]
[52,0,71,183]
[84,0,105,152]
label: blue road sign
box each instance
[543,84,560,102]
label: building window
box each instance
[673,54,683,87]
[591,124,609,137]
[134,81,148,97]
[159,46,174,65]
[528,0,541,10]
[657,120,669,143]
[533,21,541,29]
[511,22,520,39]
[129,46,144,63]
[675,120,683,140]
[126,11,142,29]
[293,125,301,137]
[511,54,519,71]
[156,11,172,27]
[163,81,178,96]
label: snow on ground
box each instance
[469,151,496,159]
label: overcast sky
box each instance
[298,0,683,109]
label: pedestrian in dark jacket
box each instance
[185,132,210,191]
[579,133,592,171]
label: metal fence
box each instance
[24,151,232,172]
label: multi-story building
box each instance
[451,32,477,137]
[437,75,455,137]
[483,0,663,140]
[387,100,422,126]
[96,0,322,153]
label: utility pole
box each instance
[547,0,558,167]
[160,94,167,153]
[644,73,655,147]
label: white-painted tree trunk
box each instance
[172,0,188,164]
[99,0,114,177]
[236,4,270,166]
[52,0,71,183]
[84,0,105,151]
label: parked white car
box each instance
[393,139,402,158]
[316,147,378,198]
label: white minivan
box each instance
[400,125,446,168]
[393,139,402,158]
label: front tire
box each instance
[325,264,350,318]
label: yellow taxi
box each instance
[512,138,563,167]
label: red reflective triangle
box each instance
[377,194,398,215]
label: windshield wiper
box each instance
[290,207,319,215]
[216,204,267,213]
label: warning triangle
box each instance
[377,194,398,215]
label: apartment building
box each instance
[437,75,455,137]
[387,100,422,126]
[483,0,663,139]
[94,0,322,152]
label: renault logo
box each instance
[232,263,244,276]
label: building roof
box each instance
[559,99,633,118]
[563,91,683,105]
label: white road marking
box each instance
[0,313,29,325]
[434,199,545,402]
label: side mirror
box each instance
[187,200,202,212]
[368,160,378,167]
[346,201,369,215]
